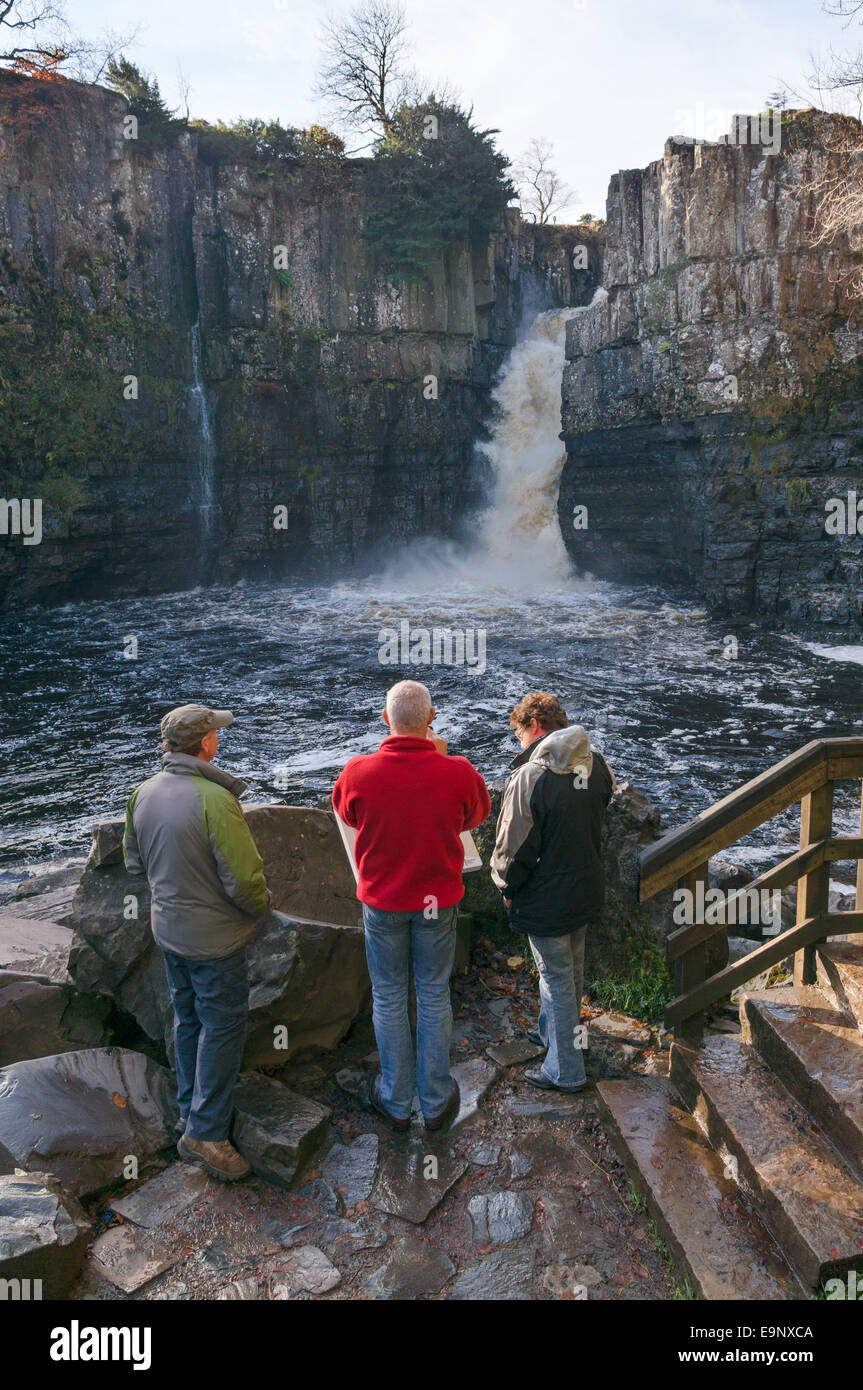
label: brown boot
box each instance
[178,1134,251,1181]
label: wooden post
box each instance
[794,782,833,987]
[676,861,710,1046]
[857,783,863,912]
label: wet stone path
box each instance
[70,945,680,1302]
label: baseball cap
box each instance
[160,703,234,752]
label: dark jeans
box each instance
[162,946,249,1142]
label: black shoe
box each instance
[526,1029,545,1048]
[369,1075,410,1132]
[523,1067,586,1094]
[424,1080,461,1132]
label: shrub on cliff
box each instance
[361,99,514,283]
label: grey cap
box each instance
[160,703,234,752]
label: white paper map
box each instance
[334,812,482,882]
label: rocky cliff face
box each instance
[0,74,599,606]
[558,114,863,632]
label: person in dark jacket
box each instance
[124,703,270,1180]
[490,692,614,1091]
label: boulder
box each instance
[68,807,371,1064]
[0,1171,91,1298]
[0,1047,178,1197]
[231,1072,330,1189]
[0,970,112,1066]
[0,913,76,983]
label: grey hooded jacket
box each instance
[490,726,615,938]
[123,753,271,960]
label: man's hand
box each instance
[503,898,511,908]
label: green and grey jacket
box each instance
[123,753,270,960]
[490,726,615,938]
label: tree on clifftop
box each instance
[514,138,576,225]
[0,0,129,82]
[314,0,417,138]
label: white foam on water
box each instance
[804,643,863,667]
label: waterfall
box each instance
[468,306,579,590]
[188,319,216,539]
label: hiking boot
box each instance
[424,1080,461,1132]
[178,1134,251,1180]
[523,1067,586,1094]
[369,1075,410,1132]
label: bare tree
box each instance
[514,138,575,225]
[314,0,416,137]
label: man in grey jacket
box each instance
[124,704,270,1180]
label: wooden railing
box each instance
[638,738,863,1043]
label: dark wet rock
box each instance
[448,1057,500,1131]
[0,1047,177,1197]
[231,1073,330,1189]
[543,1262,602,1296]
[272,1221,315,1248]
[296,1177,340,1217]
[505,1132,570,1181]
[0,1171,91,1297]
[467,1189,535,1245]
[321,1132,378,1208]
[68,807,372,1065]
[506,1090,586,1120]
[89,1224,179,1293]
[445,1241,537,1300]
[88,821,125,868]
[270,1244,340,1296]
[589,1014,652,1050]
[360,1236,455,1300]
[468,1142,501,1167]
[108,1163,209,1227]
[0,970,112,1066]
[486,1038,546,1067]
[540,1192,610,1264]
[334,1066,369,1102]
[372,1142,467,1224]
[319,1217,388,1260]
[585,1035,635,1079]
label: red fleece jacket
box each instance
[332,736,491,911]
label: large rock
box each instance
[0,1047,178,1197]
[0,1171,91,1298]
[0,970,112,1066]
[231,1072,330,1188]
[68,807,371,1064]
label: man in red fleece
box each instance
[332,679,490,1131]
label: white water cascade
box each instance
[468,305,580,590]
[188,319,216,539]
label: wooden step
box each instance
[596,1076,803,1300]
[817,942,863,1030]
[671,1034,863,1290]
[740,986,863,1181]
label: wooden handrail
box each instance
[664,911,863,1027]
[638,738,863,901]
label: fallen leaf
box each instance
[112,1092,127,1109]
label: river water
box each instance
[1,310,861,888]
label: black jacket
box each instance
[490,726,614,938]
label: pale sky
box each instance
[70,0,857,217]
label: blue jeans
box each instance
[361,903,458,1120]
[527,927,587,1088]
[162,946,249,1142]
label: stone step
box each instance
[740,986,863,1182]
[671,1035,863,1290]
[817,942,863,1030]
[595,1076,803,1300]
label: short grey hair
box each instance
[386,679,432,732]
